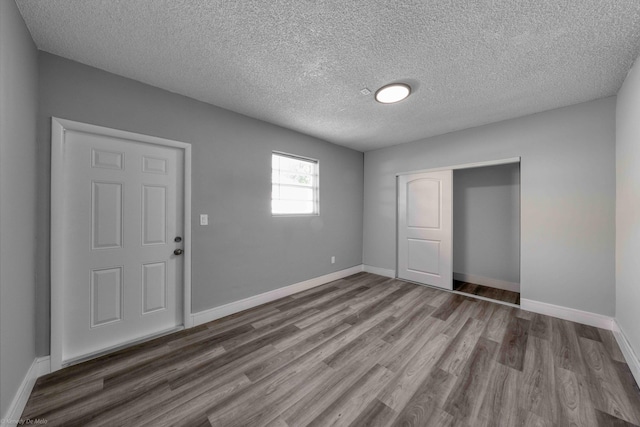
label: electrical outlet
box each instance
[331,256,335,264]
[200,214,208,225]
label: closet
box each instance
[397,159,520,305]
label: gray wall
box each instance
[364,97,615,316]
[453,163,520,285]
[0,0,39,417]
[36,53,364,356]
[616,55,640,357]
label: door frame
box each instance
[396,157,521,284]
[50,117,193,371]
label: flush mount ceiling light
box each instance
[375,83,411,104]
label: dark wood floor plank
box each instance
[392,396,452,427]
[244,321,350,382]
[529,313,552,341]
[601,329,628,363]
[275,285,339,310]
[555,367,599,427]
[575,323,603,342]
[517,409,554,427]
[265,417,289,427]
[469,299,497,323]
[342,286,415,326]
[441,300,477,338]
[516,309,536,320]
[205,354,333,427]
[498,316,530,371]
[210,362,335,427]
[454,280,520,305]
[443,337,499,425]
[381,298,436,344]
[323,316,395,369]
[167,343,277,394]
[21,379,103,420]
[251,305,320,329]
[169,324,300,389]
[456,282,479,294]
[26,377,167,425]
[71,381,174,427]
[613,360,640,413]
[18,273,639,427]
[277,306,354,350]
[390,368,456,427]
[431,294,468,321]
[378,315,445,373]
[378,333,450,411]
[519,336,557,421]
[305,285,369,314]
[307,363,395,427]
[436,317,487,376]
[476,363,522,427]
[552,317,587,375]
[347,398,397,427]
[281,360,379,426]
[483,304,513,342]
[136,374,252,427]
[595,409,640,426]
[579,337,640,425]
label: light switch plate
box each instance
[200,214,208,225]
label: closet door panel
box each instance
[398,170,452,289]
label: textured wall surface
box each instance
[16,0,640,150]
[616,55,640,358]
[453,163,520,284]
[35,53,364,356]
[364,97,615,316]
[0,0,39,417]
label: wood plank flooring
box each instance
[454,280,520,305]
[21,273,640,426]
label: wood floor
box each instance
[22,273,640,426]
[454,280,520,305]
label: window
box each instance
[272,152,318,215]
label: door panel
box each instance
[90,267,123,326]
[60,129,184,364]
[142,185,167,245]
[407,239,440,275]
[142,262,167,314]
[91,181,123,249]
[398,171,453,289]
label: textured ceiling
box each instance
[16,0,640,151]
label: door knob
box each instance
[174,249,183,256]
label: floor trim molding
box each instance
[363,265,395,278]
[520,298,614,330]
[453,272,520,293]
[2,356,50,426]
[191,265,364,327]
[612,320,640,388]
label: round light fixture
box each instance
[375,83,411,104]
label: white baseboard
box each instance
[520,298,614,330]
[191,265,364,326]
[2,356,50,426]
[612,320,640,388]
[363,265,396,278]
[453,272,520,293]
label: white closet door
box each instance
[398,170,453,289]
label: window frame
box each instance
[271,151,319,217]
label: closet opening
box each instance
[452,162,520,305]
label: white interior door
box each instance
[397,170,453,289]
[52,120,188,368]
